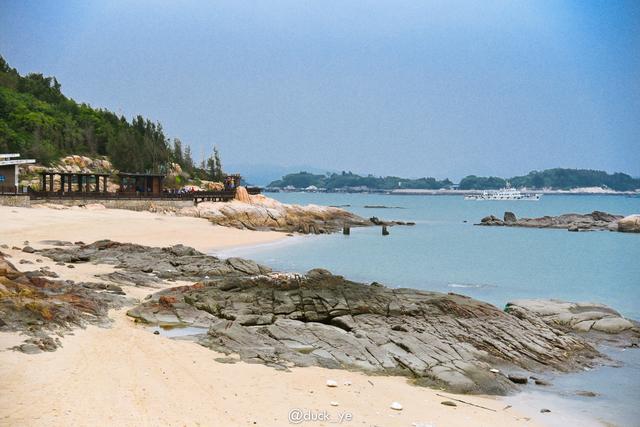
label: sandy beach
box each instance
[0,205,538,426]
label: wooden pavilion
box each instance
[39,171,110,193]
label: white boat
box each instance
[464,185,541,201]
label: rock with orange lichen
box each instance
[0,253,127,353]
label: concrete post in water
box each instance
[382,225,389,236]
[343,225,350,235]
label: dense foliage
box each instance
[268,171,453,190]
[0,55,224,180]
[459,169,640,191]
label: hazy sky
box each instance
[1,0,638,179]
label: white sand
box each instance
[0,205,539,426]
[0,205,285,253]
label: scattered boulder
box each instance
[506,299,638,346]
[480,215,504,226]
[507,374,528,384]
[617,214,640,233]
[503,212,517,224]
[22,246,36,253]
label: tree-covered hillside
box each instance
[459,169,640,191]
[270,168,640,191]
[268,171,453,190]
[0,55,222,179]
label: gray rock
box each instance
[503,212,517,224]
[128,269,602,395]
[479,211,625,232]
[506,299,639,347]
[22,246,36,253]
[38,240,272,283]
[507,374,528,384]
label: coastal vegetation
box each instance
[268,171,453,190]
[0,56,223,181]
[459,169,640,191]
[269,168,640,191]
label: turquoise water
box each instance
[226,193,640,318]
[218,193,640,427]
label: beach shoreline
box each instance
[0,204,546,427]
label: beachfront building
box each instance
[0,154,35,193]
[118,172,165,196]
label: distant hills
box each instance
[268,169,640,192]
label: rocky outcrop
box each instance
[25,240,637,395]
[38,240,272,284]
[617,214,640,233]
[478,211,626,232]
[125,266,602,395]
[179,194,371,234]
[506,300,639,341]
[0,251,127,353]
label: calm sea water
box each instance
[217,193,640,427]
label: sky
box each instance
[1,0,639,181]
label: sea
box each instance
[216,193,640,427]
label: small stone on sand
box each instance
[390,402,403,411]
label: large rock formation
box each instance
[126,270,605,395]
[179,194,370,234]
[26,241,639,395]
[478,211,627,232]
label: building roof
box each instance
[40,171,111,176]
[0,153,35,166]
[118,172,166,178]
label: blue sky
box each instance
[1,0,638,180]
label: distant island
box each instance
[268,169,640,192]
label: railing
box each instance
[0,185,28,195]
[27,189,239,202]
[3,186,260,200]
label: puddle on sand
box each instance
[145,325,209,338]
